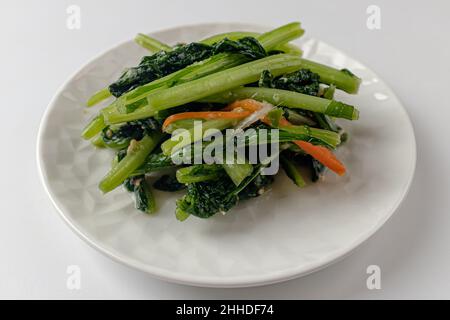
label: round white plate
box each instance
[37,23,416,287]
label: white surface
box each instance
[1,0,449,298]
[37,23,415,287]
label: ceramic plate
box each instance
[37,23,416,287]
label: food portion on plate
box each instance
[82,22,361,221]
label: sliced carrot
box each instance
[259,107,346,176]
[162,111,252,130]
[225,99,292,127]
[222,99,263,112]
[293,140,346,176]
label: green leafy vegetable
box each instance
[101,118,160,149]
[176,164,224,184]
[176,176,238,219]
[109,37,267,98]
[124,176,156,213]
[109,43,212,97]
[153,175,186,192]
[238,174,274,200]
[258,69,320,96]
[81,22,362,221]
[213,37,266,59]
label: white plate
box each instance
[37,23,416,288]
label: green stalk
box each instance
[134,33,172,52]
[163,119,198,134]
[175,207,190,221]
[200,31,259,45]
[176,164,223,184]
[99,133,163,193]
[280,155,306,187]
[161,119,234,155]
[202,87,359,120]
[243,126,341,149]
[82,97,127,139]
[257,22,304,51]
[323,84,336,99]
[101,96,153,124]
[143,54,305,113]
[279,44,303,55]
[124,54,247,105]
[91,134,106,148]
[278,125,341,148]
[81,115,106,139]
[222,162,253,186]
[86,88,112,107]
[298,61,360,94]
[131,153,175,176]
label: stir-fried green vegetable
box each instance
[82,22,361,221]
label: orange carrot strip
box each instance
[222,99,263,112]
[261,110,346,176]
[293,140,346,176]
[226,99,291,126]
[225,99,346,176]
[162,111,252,130]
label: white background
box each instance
[1,0,449,299]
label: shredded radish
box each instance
[233,101,274,131]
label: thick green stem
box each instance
[323,84,336,99]
[279,125,341,148]
[134,33,172,52]
[143,54,305,114]
[91,134,106,148]
[161,119,234,155]
[202,87,359,120]
[99,133,163,193]
[280,155,306,187]
[124,54,247,105]
[81,115,106,139]
[131,153,175,176]
[222,161,253,186]
[86,88,112,107]
[245,126,341,149]
[257,22,304,51]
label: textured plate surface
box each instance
[37,23,416,287]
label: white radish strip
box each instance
[234,101,274,131]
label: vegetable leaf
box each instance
[258,69,320,96]
[109,37,267,97]
[153,175,186,192]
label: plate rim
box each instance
[36,22,417,288]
